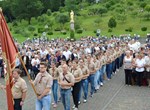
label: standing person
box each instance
[79,59,89,103]
[144,50,150,86]
[49,62,59,108]
[31,55,40,78]
[106,51,113,80]
[134,54,146,86]
[58,64,75,110]
[21,51,30,76]
[87,55,96,97]
[12,69,27,110]
[71,61,83,110]
[123,51,133,85]
[31,62,53,110]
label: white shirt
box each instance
[63,50,72,60]
[31,58,40,66]
[135,58,146,72]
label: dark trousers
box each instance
[124,69,132,85]
[136,71,143,86]
[14,98,22,110]
[72,81,81,108]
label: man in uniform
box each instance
[86,55,96,97]
[58,64,75,110]
[12,69,27,110]
[31,62,53,110]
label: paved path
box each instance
[1,67,150,110]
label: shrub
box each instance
[125,27,133,32]
[38,28,45,33]
[12,21,18,27]
[34,33,38,36]
[54,27,61,31]
[14,28,22,34]
[53,12,59,17]
[47,31,53,35]
[61,30,67,35]
[93,30,97,33]
[141,27,147,31]
[37,16,44,22]
[128,27,133,32]
[76,29,83,34]
[70,30,75,40]
[22,31,30,37]
[59,7,65,13]
[125,29,128,32]
[46,9,52,16]
[108,28,112,32]
[28,25,36,31]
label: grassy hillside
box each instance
[7,0,150,42]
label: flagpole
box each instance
[18,53,38,97]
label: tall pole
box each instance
[18,54,38,97]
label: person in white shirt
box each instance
[63,47,72,62]
[31,55,40,78]
[134,53,146,86]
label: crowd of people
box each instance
[124,40,150,87]
[0,36,150,110]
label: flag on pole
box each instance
[0,8,18,110]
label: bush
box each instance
[22,31,30,37]
[14,28,22,34]
[108,28,112,32]
[125,29,128,32]
[38,28,45,33]
[128,27,133,32]
[46,9,52,16]
[141,27,147,31]
[34,33,38,36]
[54,27,61,31]
[93,30,97,33]
[28,25,36,31]
[76,29,83,34]
[12,21,18,27]
[61,30,67,35]
[70,30,75,40]
[125,27,133,32]
[59,7,65,13]
[37,16,45,22]
[47,31,53,35]
[53,12,59,17]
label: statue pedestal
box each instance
[70,22,74,30]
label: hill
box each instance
[3,0,150,42]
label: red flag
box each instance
[0,8,18,110]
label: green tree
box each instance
[98,7,107,16]
[65,0,78,12]
[0,1,15,22]
[86,0,95,3]
[108,17,117,28]
[50,0,61,11]
[145,5,150,12]
[140,2,147,8]
[40,0,51,13]
[56,14,69,29]
[46,19,54,30]
[11,0,43,24]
